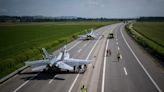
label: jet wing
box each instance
[56,52,63,61]
[31,65,47,71]
[65,58,92,66]
[25,60,49,71]
[78,35,87,40]
[56,62,73,71]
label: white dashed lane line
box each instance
[48,75,58,84]
[78,49,82,53]
[123,67,128,76]
[116,42,118,45]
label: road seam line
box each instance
[121,28,162,92]
[101,39,109,92]
[68,37,101,92]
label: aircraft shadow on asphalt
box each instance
[19,70,80,81]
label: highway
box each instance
[0,23,164,92]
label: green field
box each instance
[127,22,164,63]
[0,22,113,78]
[133,22,164,47]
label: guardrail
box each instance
[0,65,28,84]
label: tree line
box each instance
[0,16,164,22]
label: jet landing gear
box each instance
[79,65,87,74]
[72,65,88,73]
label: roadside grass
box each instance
[125,22,164,64]
[0,21,114,78]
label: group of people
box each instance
[106,49,121,61]
[81,49,121,92]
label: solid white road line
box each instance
[48,75,58,84]
[78,49,82,53]
[121,28,162,92]
[68,73,80,92]
[68,37,101,92]
[101,39,109,92]
[123,67,128,76]
[13,80,30,92]
[13,72,39,92]
[68,41,81,51]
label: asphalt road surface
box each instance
[0,23,164,92]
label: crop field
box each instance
[130,22,164,63]
[133,22,164,47]
[0,21,114,78]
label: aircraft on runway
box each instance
[79,29,98,40]
[25,46,92,72]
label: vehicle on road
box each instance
[25,46,92,72]
[108,32,114,39]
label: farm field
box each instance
[131,22,164,63]
[0,21,114,78]
[133,22,164,47]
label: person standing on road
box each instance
[106,49,111,56]
[81,85,87,92]
[106,49,109,56]
[117,52,120,61]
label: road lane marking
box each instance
[116,42,118,45]
[123,67,128,76]
[68,37,101,92]
[78,49,82,53]
[101,39,109,92]
[13,80,30,92]
[68,41,81,51]
[48,75,58,84]
[68,73,80,92]
[118,46,120,50]
[120,54,122,59]
[13,73,39,92]
[121,29,162,92]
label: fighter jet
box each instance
[25,46,92,72]
[79,29,98,40]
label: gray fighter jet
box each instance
[79,29,98,40]
[25,46,92,72]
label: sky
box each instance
[0,0,164,18]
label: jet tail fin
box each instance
[85,29,88,34]
[42,48,50,59]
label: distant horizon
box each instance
[0,0,164,18]
[1,15,164,19]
